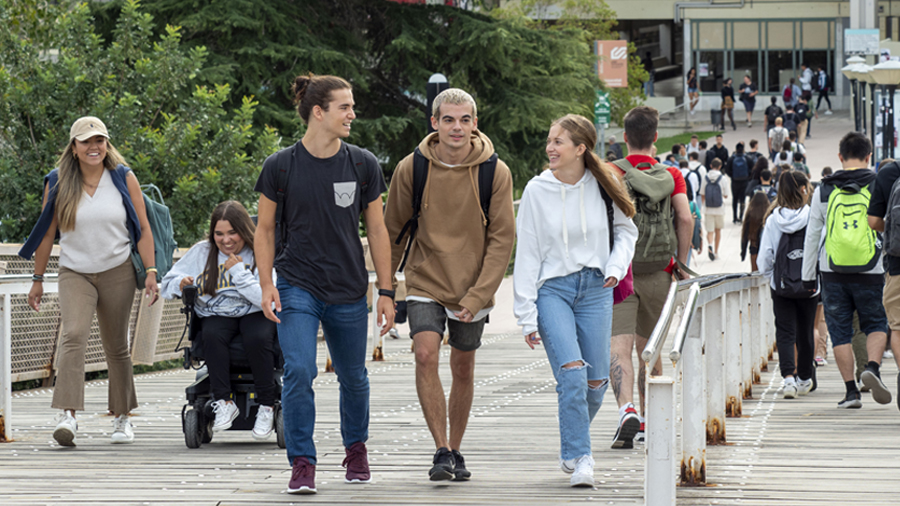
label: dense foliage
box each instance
[0,0,280,245]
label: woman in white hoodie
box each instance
[161,201,278,438]
[513,114,638,487]
[757,171,817,399]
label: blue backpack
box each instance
[731,154,750,181]
[705,174,724,208]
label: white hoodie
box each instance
[513,170,638,336]
[757,205,810,290]
[160,242,264,318]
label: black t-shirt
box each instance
[739,82,757,101]
[255,141,387,304]
[868,162,900,275]
[795,102,810,120]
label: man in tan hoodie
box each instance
[384,88,516,482]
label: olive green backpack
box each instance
[612,158,677,273]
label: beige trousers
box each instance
[53,260,138,414]
[798,119,809,145]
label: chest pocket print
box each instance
[333,181,356,208]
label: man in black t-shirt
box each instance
[254,74,395,495]
[764,97,783,133]
[866,160,900,404]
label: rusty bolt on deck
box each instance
[0,417,6,443]
[679,456,707,486]
[325,357,335,373]
[372,346,384,361]
[743,383,753,399]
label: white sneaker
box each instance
[825,110,833,115]
[211,400,239,432]
[570,454,594,487]
[53,411,77,447]
[559,456,576,474]
[252,405,275,440]
[797,378,813,396]
[783,377,798,399]
[111,415,134,444]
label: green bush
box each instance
[0,0,280,246]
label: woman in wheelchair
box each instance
[161,201,278,439]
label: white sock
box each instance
[784,376,796,385]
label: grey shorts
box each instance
[407,300,485,352]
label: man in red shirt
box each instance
[608,106,693,449]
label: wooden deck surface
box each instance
[2,328,899,505]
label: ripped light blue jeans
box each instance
[536,267,613,460]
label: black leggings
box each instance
[203,312,277,405]
[731,180,748,221]
[816,90,832,111]
[771,290,817,380]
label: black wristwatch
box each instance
[378,289,396,300]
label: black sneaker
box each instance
[451,449,471,481]
[837,390,862,409]
[611,406,641,449]
[861,367,892,405]
[429,447,455,481]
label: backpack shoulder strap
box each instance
[820,182,834,203]
[394,148,430,271]
[478,154,499,227]
[345,143,371,210]
[598,181,615,250]
[274,143,297,250]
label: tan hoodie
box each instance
[384,130,516,314]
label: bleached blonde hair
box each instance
[432,88,477,119]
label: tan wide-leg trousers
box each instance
[52,260,138,414]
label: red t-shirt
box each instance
[618,155,686,273]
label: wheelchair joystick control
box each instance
[182,285,198,314]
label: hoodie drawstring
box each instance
[559,183,589,259]
[561,185,569,258]
[579,183,587,245]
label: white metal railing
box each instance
[0,271,186,442]
[643,273,775,505]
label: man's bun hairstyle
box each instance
[291,73,351,124]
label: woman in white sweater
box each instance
[161,201,278,439]
[513,114,638,487]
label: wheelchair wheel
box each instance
[275,405,286,449]
[201,417,213,444]
[184,409,203,449]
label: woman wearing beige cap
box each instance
[19,116,159,447]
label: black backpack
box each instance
[273,141,373,254]
[773,227,812,298]
[394,148,498,271]
[731,154,750,180]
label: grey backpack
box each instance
[883,169,900,257]
[612,158,677,273]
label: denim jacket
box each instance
[18,164,142,260]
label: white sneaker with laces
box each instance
[570,454,595,487]
[111,415,134,444]
[252,405,275,440]
[53,411,77,447]
[783,377,798,399]
[797,378,813,396]
[212,400,239,432]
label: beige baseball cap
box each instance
[69,116,110,142]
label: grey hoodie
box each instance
[758,206,810,290]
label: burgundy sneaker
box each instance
[343,442,372,483]
[288,457,316,494]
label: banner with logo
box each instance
[595,40,628,88]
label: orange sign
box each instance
[595,40,628,88]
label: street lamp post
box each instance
[855,65,870,135]
[871,60,900,161]
[426,73,449,134]
[858,65,878,150]
[842,62,861,132]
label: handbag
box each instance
[129,184,176,290]
[723,96,734,109]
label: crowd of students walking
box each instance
[17,70,898,496]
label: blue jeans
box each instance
[276,279,369,465]
[536,267,613,460]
